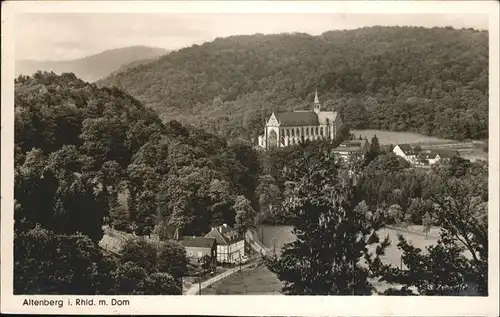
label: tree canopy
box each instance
[99,26,488,142]
[14,71,261,294]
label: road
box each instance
[183,229,270,295]
[184,262,256,295]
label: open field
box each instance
[201,265,284,295]
[257,225,441,268]
[457,148,488,162]
[352,129,455,145]
[201,225,443,295]
[352,129,488,161]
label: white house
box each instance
[393,144,460,166]
[420,149,460,166]
[204,224,245,264]
[393,144,418,165]
[333,139,370,161]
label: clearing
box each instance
[202,225,442,295]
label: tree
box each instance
[265,147,389,295]
[255,174,282,220]
[378,173,488,295]
[120,238,159,271]
[142,272,182,295]
[14,148,108,242]
[155,240,189,279]
[233,195,257,235]
[112,261,148,295]
[207,179,236,227]
[387,204,404,226]
[365,134,380,164]
[14,225,114,294]
[126,163,162,235]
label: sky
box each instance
[15,12,489,61]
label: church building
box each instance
[258,91,342,149]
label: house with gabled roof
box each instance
[179,236,217,267]
[419,149,460,165]
[257,90,342,149]
[204,223,245,264]
[393,143,419,164]
[333,139,370,160]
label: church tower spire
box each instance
[313,89,321,114]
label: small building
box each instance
[333,139,370,160]
[204,224,245,264]
[419,149,460,165]
[179,236,217,267]
[393,144,419,165]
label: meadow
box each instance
[202,225,443,295]
[352,129,488,161]
[352,129,455,145]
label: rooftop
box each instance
[272,110,338,127]
[274,111,319,127]
[397,144,417,155]
[420,149,460,159]
[204,224,242,245]
[180,236,216,249]
[333,139,368,153]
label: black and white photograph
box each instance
[1,1,499,315]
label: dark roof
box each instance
[180,237,216,249]
[275,111,319,127]
[334,139,368,153]
[204,224,242,245]
[397,144,416,155]
[342,139,368,146]
[334,146,363,153]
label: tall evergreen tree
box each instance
[365,134,381,164]
[265,146,389,295]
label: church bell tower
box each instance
[313,89,321,114]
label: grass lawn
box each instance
[202,265,284,295]
[352,129,455,145]
[368,226,439,269]
[200,225,442,295]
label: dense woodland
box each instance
[14,72,260,294]
[100,26,488,142]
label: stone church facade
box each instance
[258,91,342,149]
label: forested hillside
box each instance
[99,26,488,142]
[16,46,168,82]
[13,71,488,295]
[14,71,260,294]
